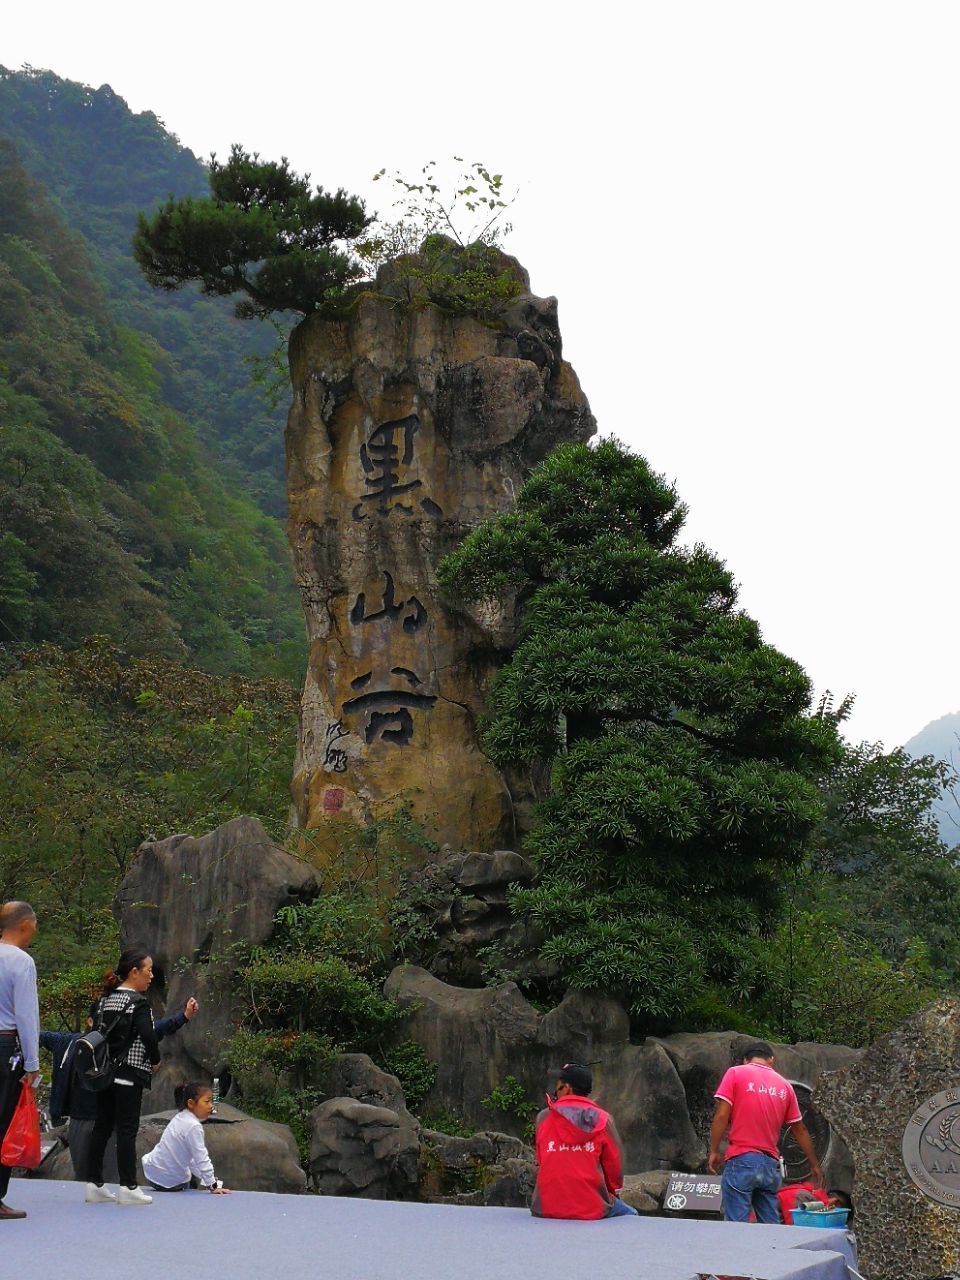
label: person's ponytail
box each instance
[175,1082,209,1110]
[101,969,120,996]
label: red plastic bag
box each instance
[1,1078,41,1168]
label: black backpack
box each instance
[72,996,143,1093]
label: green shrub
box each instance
[377,1040,437,1111]
[419,1109,475,1138]
[237,952,402,1051]
[760,907,936,1046]
[273,896,388,971]
[481,1075,538,1139]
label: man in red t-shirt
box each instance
[708,1041,824,1224]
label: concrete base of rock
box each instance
[7,1180,858,1280]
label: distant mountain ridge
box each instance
[903,711,960,847]
[0,65,287,515]
[0,67,303,679]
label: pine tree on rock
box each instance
[438,439,843,1027]
[133,145,371,318]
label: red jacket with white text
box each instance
[530,1094,625,1220]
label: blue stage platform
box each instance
[4,1180,859,1280]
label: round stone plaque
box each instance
[902,1088,960,1209]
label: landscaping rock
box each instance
[114,816,318,1108]
[319,1053,417,1126]
[419,1128,534,1207]
[385,967,700,1172]
[394,851,534,984]
[816,998,960,1280]
[619,1178,660,1214]
[627,1168,671,1201]
[384,965,540,1133]
[309,1098,420,1199]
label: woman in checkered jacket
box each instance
[83,948,161,1206]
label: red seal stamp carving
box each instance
[322,788,345,812]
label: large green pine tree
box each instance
[439,439,842,1025]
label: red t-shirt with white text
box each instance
[714,1063,802,1159]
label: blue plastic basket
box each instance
[791,1207,850,1229]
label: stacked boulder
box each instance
[308,1053,534,1206]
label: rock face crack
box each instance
[285,242,595,858]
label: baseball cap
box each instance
[551,1062,593,1095]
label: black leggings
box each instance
[87,1080,144,1188]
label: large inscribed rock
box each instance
[286,249,595,851]
[815,998,960,1280]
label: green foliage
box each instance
[418,1110,475,1138]
[807,737,960,982]
[240,1089,323,1165]
[360,160,521,320]
[225,1027,335,1081]
[134,144,371,319]
[0,639,296,967]
[738,731,960,1045]
[238,952,401,1046]
[0,531,36,634]
[368,235,523,322]
[242,317,290,412]
[387,880,446,963]
[297,803,441,899]
[272,897,388,972]
[0,130,304,680]
[227,883,408,1156]
[0,65,291,517]
[224,1027,330,1160]
[481,1075,538,1139]
[439,439,842,1027]
[759,902,936,1047]
[225,808,451,1148]
[378,1041,438,1111]
[371,158,515,250]
[38,963,110,1031]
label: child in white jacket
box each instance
[141,1082,230,1193]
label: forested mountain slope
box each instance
[0,65,288,515]
[0,133,302,678]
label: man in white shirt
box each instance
[0,901,40,1221]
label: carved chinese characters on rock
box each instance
[320,412,445,775]
[352,415,443,521]
[341,571,436,750]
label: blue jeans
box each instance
[721,1152,782,1223]
[605,1196,639,1218]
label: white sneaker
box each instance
[117,1186,153,1206]
[85,1183,118,1204]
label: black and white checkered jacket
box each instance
[96,988,160,1086]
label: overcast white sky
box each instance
[5,2,959,750]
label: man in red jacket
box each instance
[530,1063,637,1220]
